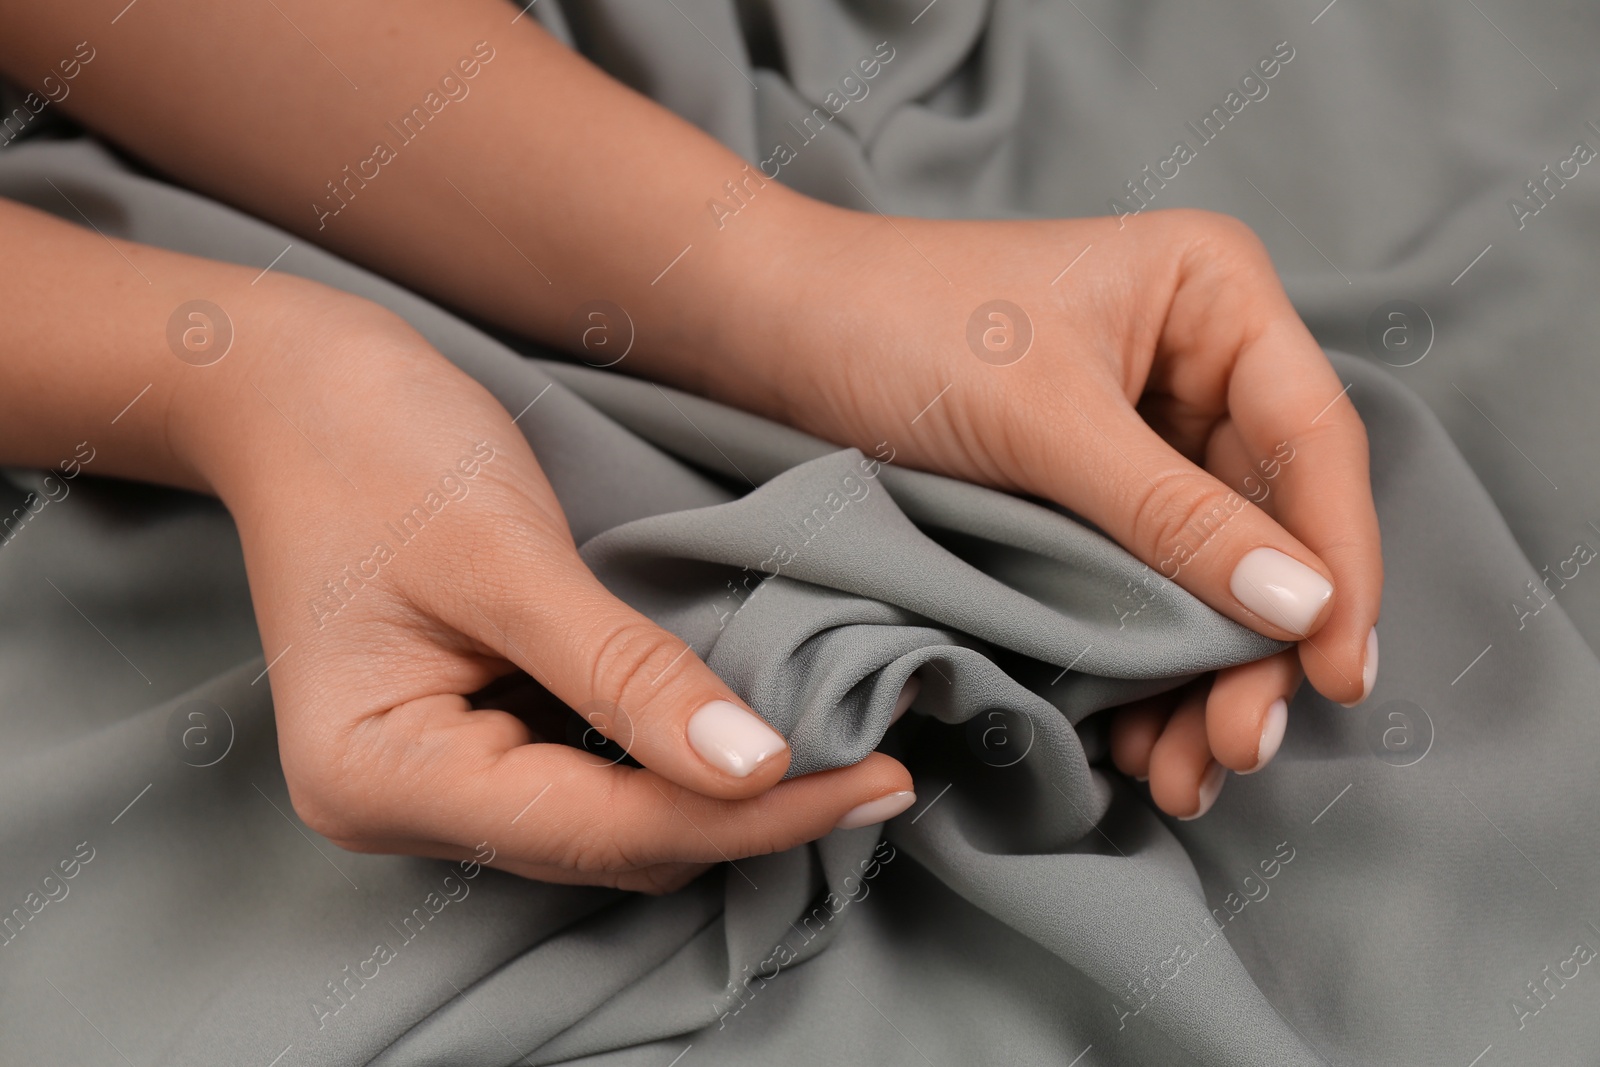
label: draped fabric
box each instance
[3,1,1600,1063]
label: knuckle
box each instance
[558,835,635,875]
[285,778,364,846]
[740,830,794,862]
[1170,210,1269,271]
[280,716,392,847]
[1303,404,1371,455]
[546,771,653,873]
[718,809,798,862]
[1130,472,1247,569]
[585,616,694,717]
[1192,209,1262,249]
[617,865,699,896]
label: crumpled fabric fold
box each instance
[7,0,1600,1062]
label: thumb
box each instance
[1047,384,1335,644]
[460,561,804,801]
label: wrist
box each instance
[665,189,869,424]
[173,281,418,509]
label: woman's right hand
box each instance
[179,282,916,894]
[0,188,912,895]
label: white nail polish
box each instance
[1339,627,1379,708]
[1229,547,1333,636]
[687,699,787,778]
[1240,698,1288,774]
[835,790,917,830]
[1179,762,1227,821]
[889,676,921,726]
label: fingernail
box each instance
[1339,627,1379,708]
[1240,698,1288,774]
[1229,547,1333,636]
[889,675,921,726]
[1134,774,1150,783]
[687,699,787,778]
[1178,762,1226,821]
[835,790,917,830]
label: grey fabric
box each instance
[3,1,1600,1064]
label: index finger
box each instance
[1228,321,1382,703]
[1218,298,1381,706]
[1148,212,1381,705]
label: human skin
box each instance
[0,199,922,894]
[0,0,1380,879]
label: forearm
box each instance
[0,196,401,502]
[0,197,230,489]
[0,0,824,404]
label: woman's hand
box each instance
[702,204,1381,820]
[0,0,1376,827]
[184,286,915,894]
[1,193,915,896]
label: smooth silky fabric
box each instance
[3,1,1600,1064]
